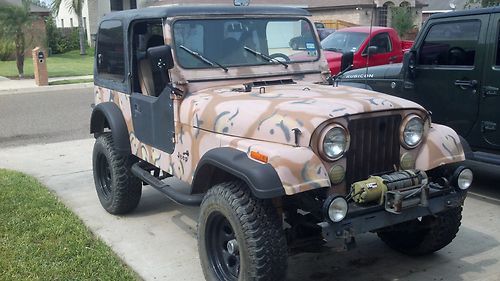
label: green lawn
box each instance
[0,49,94,78]
[0,169,138,280]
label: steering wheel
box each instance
[269,53,290,62]
[447,47,467,66]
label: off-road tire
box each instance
[92,133,142,215]
[377,207,463,256]
[198,181,288,281]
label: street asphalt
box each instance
[0,87,93,147]
[1,88,500,281]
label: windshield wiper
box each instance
[243,46,288,68]
[179,45,228,72]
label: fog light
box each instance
[323,195,348,223]
[457,168,473,190]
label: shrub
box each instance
[0,40,15,61]
[46,16,83,54]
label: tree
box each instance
[465,0,499,8]
[390,6,416,38]
[0,0,36,78]
[52,0,86,55]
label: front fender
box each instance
[90,102,131,154]
[219,136,330,195]
[415,124,465,171]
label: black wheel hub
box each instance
[206,211,240,281]
[97,153,112,200]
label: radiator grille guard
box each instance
[345,114,402,186]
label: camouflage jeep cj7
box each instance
[90,5,473,281]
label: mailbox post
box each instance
[32,47,48,86]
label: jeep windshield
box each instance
[172,18,320,69]
[321,31,368,53]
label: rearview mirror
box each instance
[147,45,174,71]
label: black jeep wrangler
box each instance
[342,6,500,167]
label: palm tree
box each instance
[0,0,35,78]
[52,0,86,55]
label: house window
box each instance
[378,2,394,27]
[61,19,64,28]
[130,0,137,9]
[70,18,74,27]
[110,0,123,11]
[83,17,87,31]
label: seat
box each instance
[138,35,164,96]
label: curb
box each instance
[0,82,94,96]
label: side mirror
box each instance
[147,45,174,71]
[340,51,354,72]
[367,46,378,56]
[404,50,416,79]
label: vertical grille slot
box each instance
[346,115,401,186]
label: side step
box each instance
[471,151,500,166]
[131,162,204,206]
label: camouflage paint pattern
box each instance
[93,15,465,196]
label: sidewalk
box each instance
[0,75,93,95]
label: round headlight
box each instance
[457,168,473,190]
[323,195,348,223]
[320,125,349,161]
[402,115,424,148]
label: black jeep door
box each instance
[129,20,175,154]
[130,91,175,153]
[477,14,500,148]
[411,15,488,139]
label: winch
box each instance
[351,170,428,210]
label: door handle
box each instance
[454,79,478,88]
[389,55,398,61]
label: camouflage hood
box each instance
[180,82,425,147]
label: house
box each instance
[55,0,138,46]
[143,0,428,28]
[422,0,479,23]
[0,0,50,50]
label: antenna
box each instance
[364,0,375,88]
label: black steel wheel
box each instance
[206,211,240,281]
[96,152,112,200]
[92,133,142,214]
[198,181,287,281]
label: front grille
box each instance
[345,115,402,186]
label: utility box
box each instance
[32,47,48,86]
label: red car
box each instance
[321,26,413,75]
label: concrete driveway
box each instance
[1,139,500,281]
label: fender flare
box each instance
[192,147,285,199]
[90,102,131,154]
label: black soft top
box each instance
[101,4,310,23]
[429,6,499,20]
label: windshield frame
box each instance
[170,16,321,71]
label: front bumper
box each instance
[319,187,467,243]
